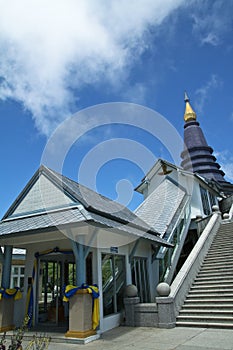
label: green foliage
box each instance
[0,316,50,350]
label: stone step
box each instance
[204,253,233,261]
[182,303,233,309]
[207,250,233,256]
[179,309,233,317]
[206,253,233,259]
[176,222,233,329]
[176,315,233,324]
[194,279,233,285]
[208,245,233,251]
[185,298,233,304]
[212,238,233,244]
[209,238,233,243]
[209,241,233,247]
[200,265,233,273]
[186,291,233,300]
[196,272,233,279]
[176,321,233,328]
[206,252,233,258]
[197,270,233,277]
[207,252,233,259]
[201,261,233,268]
[191,284,233,291]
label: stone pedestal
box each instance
[156,297,175,328]
[65,290,95,338]
[124,297,140,326]
[0,298,14,332]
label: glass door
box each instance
[38,260,65,325]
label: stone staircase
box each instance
[176,220,233,328]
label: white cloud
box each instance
[191,0,233,47]
[214,150,233,183]
[0,0,184,136]
[122,83,148,105]
[194,74,222,114]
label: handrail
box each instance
[156,195,192,282]
[229,203,233,220]
[170,211,221,316]
[157,195,191,257]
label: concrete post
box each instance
[0,245,14,332]
[65,290,96,338]
[156,297,176,328]
[71,238,86,286]
[124,297,140,326]
[1,245,13,288]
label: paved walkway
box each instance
[19,326,233,350]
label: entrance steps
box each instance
[177,221,233,328]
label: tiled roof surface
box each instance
[0,207,84,235]
[46,166,159,233]
[0,206,172,247]
[135,178,186,235]
[0,166,173,247]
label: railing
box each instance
[156,196,191,283]
[102,269,125,311]
[219,194,233,213]
[169,210,221,317]
[197,215,211,235]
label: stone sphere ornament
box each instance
[156,282,171,297]
[125,284,138,297]
[223,213,230,220]
[212,205,219,212]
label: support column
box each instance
[65,290,96,338]
[1,245,13,288]
[77,237,85,286]
[71,238,86,286]
[0,245,14,332]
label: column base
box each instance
[0,325,15,332]
[65,329,96,338]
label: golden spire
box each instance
[184,92,197,122]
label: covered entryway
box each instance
[0,165,172,336]
[34,248,93,329]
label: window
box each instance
[10,265,25,290]
[209,192,217,209]
[131,257,150,302]
[102,254,126,316]
[200,186,211,215]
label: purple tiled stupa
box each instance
[180,93,233,195]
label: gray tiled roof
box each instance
[0,166,173,247]
[42,166,161,234]
[135,178,186,235]
[0,207,84,235]
[49,167,150,226]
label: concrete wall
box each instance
[124,211,221,329]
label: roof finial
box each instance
[184,92,196,122]
[184,91,189,102]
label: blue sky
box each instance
[0,0,233,218]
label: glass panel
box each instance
[102,254,114,316]
[39,260,64,324]
[20,277,24,289]
[13,277,18,286]
[200,186,211,215]
[131,257,150,302]
[209,192,217,208]
[102,253,126,316]
[13,267,19,274]
[115,255,126,312]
